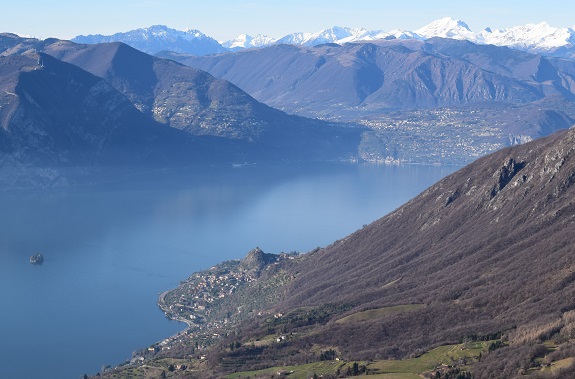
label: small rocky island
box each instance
[29,253,44,265]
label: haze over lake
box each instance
[0,163,456,379]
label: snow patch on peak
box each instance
[305,26,355,45]
[479,22,574,51]
[184,28,206,39]
[385,29,424,41]
[72,25,227,56]
[276,31,314,46]
[223,33,277,50]
[416,17,475,41]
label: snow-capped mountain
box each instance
[72,19,575,59]
[224,26,421,49]
[73,25,227,56]
[221,18,575,59]
[415,17,476,40]
[222,33,277,51]
[478,22,575,53]
[276,26,359,46]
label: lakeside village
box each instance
[355,107,510,165]
[126,249,298,367]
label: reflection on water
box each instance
[0,162,456,378]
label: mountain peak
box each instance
[143,24,170,32]
[479,21,573,51]
[240,247,279,273]
[324,25,351,33]
[222,33,277,50]
[73,25,228,56]
[313,26,354,42]
[415,17,474,40]
[121,25,210,41]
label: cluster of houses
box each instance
[161,262,257,326]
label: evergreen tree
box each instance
[352,362,360,375]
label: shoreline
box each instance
[157,290,195,328]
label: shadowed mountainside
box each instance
[0,52,193,167]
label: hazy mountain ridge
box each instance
[2,32,574,180]
[72,25,228,56]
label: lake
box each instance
[0,162,457,379]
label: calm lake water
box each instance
[0,162,456,379]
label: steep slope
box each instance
[0,52,190,167]
[72,25,228,56]
[0,51,242,189]
[286,127,575,313]
[261,126,575,373]
[47,41,293,138]
[163,38,575,118]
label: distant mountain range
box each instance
[72,18,575,59]
[225,17,575,59]
[222,33,277,52]
[3,21,575,187]
[1,30,574,185]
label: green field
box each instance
[369,342,485,374]
[227,361,346,379]
[227,341,489,379]
[359,374,420,379]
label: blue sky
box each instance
[3,0,574,41]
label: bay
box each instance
[0,162,456,379]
